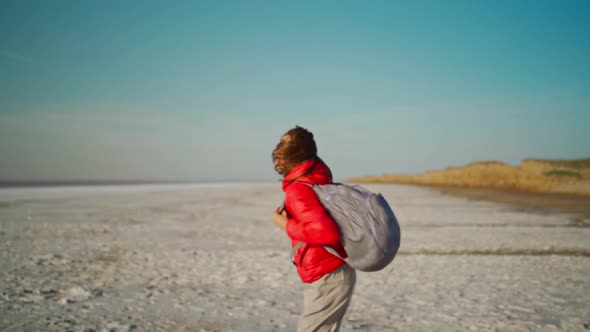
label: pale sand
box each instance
[0,183,589,331]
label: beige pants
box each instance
[298,264,356,332]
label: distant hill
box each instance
[348,158,590,196]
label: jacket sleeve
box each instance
[284,183,341,245]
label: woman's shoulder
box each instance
[285,182,315,196]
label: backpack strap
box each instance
[291,241,344,265]
[322,245,344,260]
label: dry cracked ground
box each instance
[1,183,589,331]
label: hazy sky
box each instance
[1,0,589,182]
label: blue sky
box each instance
[1,0,589,181]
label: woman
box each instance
[271,126,356,332]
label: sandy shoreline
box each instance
[429,185,590,221]
[1,183,589,331]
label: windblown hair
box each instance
[272,126,318,175]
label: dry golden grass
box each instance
[348,158,590,196]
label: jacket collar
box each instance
[282,158,333,191]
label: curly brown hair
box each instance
[272,126,318,175]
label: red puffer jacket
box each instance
[282,158,347,283]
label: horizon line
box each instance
[0,179,278,188]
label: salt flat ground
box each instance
[0,183,588,332]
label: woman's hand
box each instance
[272,207,288,230]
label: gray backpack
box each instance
[293,183,401,272]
